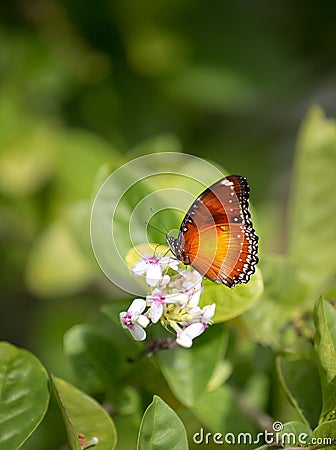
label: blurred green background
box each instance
[1,1,336,449]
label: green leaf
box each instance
[55,128,119,200]
[192,385,255,436]
[137,396,188,450]
[52,376,117,450]
[314,297,336,383]
[276,356,321,429]
[200,267,263,322]
[206,360,233,392]
[63,325,121,395]
[0,122,56,197]
[319,371,336,423]
[243,255,312,349]
[314,297,336,422]
[157,326,228,407]
[312,419,336,449]
[25,221,93,298]
[63,201,95,258]
[257,255,309,306]
[0,342,50,450]
[288,106,336,294]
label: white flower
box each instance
[201,303,216,323]
[173,303,216,348]
[125,251,216,349]
[160,256,179,271]
[146,288,189,323]
[132,254,179,287]
[157,274,171,290]
[175,322,207,348]
[119,299,150,341]
[186,303,216,325]
[173,269,203,306]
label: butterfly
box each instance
[166,175,258,287]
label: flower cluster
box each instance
[120,253,216,348]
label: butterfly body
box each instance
[166,175,258,287]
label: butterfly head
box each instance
[166,234,179,256]
[166,233,190,265]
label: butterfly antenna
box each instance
[162,247,174,258]
[144,221,166,236]
[154,242,167,254]
[149,208,170,234]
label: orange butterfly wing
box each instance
[168,175,258,287]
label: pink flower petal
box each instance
[150,303,164,323]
